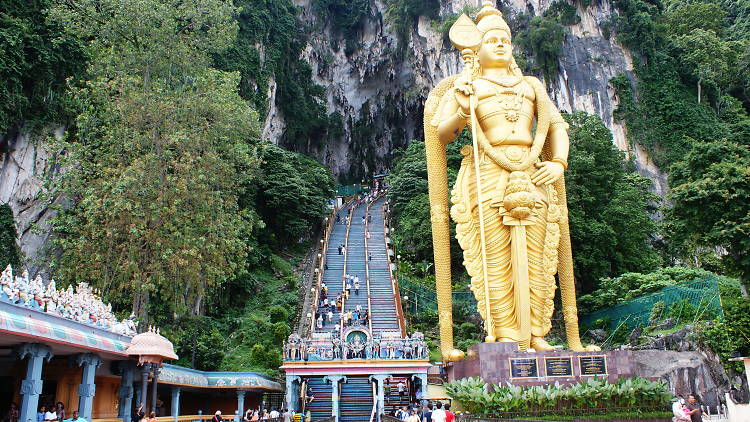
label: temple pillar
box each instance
[369,374,392,421]
[235,390,245,422]
[285,376,301,413]
[171,387,181,422]
[74,353,102,422]
[139,364,151,408]
[15,344,53,422]
[150,366,161,414]
[117,361,136,422]
[324,375,346,422]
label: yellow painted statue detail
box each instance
[424,2,599,360]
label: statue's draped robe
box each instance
[446,76,568,345]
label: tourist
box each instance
[64,411,86,422]
[316,314,323,329]
[422,403,433,422]
[407,409,420,422]
[327,309,333,324]
[395,406,409,421]
[44,406,57,422]
[397,381,406,397]
[131,405,144,422]
[337,245,342,255]
[431,402,446,422]
[269,409,280,419]
[4,403,18,422]
[306,387,315,404]
[686,395,702,422]
[365,230,371,240]
[243,408,254,422]
[211,411,223,422]
[37,406,46,422]
[145,412,156,422]
[55,403,66,422]
[354,279,360,295]
[672,396,690,422]
[282,409,292,422]
[444,404,454,422]
[368,253,372,262]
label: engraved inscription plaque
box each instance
[544,356,573,377]
[579,355,608,376]
[510,358,539,379]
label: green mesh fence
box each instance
[580,276,723,331]
[398,277,477,315]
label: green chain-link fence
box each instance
[580,275,723,331]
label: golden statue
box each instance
[424,1,598,360]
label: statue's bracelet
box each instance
[550,158,569,170]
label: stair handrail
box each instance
[382,196,407,336]
[363,199,375,333]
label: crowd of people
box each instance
[394,402,455,422]
[671,394,703,422]
[0,264,137,336]
[284,332,428,361]
[238,407,295,422]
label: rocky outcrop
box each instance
[634,349,747,409]
[0,127,65,277]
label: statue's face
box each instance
[477,29,513,69]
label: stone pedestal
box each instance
[447,342,634,386]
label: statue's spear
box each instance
[449,15,497,343]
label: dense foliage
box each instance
[0,0,85,133]
[564,112,660,293]
[446,376,671,416]
[0,205,21,268]
[609,0,750,285]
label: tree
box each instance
[663,2,726,37]
[564,112,661,293]
[0,205,21,268]
[515,16,566,81]
[665,139,750,291]
[671,29,731,103]
[49,0,260,321]
[252,145,334,247]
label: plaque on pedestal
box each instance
[579,355,608,376]
[509,357,538,379]
[544,356,573,377]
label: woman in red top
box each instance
[444,404,454,422]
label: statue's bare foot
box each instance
[530,336,555,351]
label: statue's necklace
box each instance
[480,76,525,122]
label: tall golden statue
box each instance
[425,1,598,360]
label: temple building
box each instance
[0,267,282,422]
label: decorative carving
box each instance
[20,379,43,395]
[14,343,53,362]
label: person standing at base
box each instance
[686,395,702,422]
[422,403,432,422]
[65,411,87,422]
[282,409,291,422]
[431,402,446,422]
[407,409,420,422]
[443,404,454,422]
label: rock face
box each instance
[280,0,667,193]
[0,127,65,277]
[633,349,748,409]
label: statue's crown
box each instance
[476,1,512,37]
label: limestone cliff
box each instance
[276,0,667,193]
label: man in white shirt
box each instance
[269,409,280,419]
[44,409,57,421]
[431,402,447,422]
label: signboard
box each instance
[579,355,608,376]
[544,356,573,377]
[509,357,539,379]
